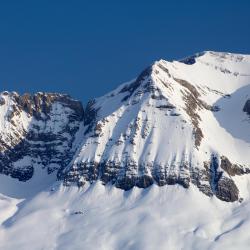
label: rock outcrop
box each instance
[0,91,84,181]
[243,99,250,115]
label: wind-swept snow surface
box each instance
[1,180,250,250]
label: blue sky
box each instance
[0,0,249,103]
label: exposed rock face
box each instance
[0,91,84,181]
[62,155,242,202]
[220,156,250,176]
[216,176,239,202]
[179,52,205,65]
[208,156,240,202]
[173,77,205,148]
[243,99,250,115]
[0,96,5,106]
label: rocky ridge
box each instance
[0,91,84,181]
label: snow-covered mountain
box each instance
[0,92,84,189]
[61,51,250,203]
[1,51,250,202]
[1,51,250,250]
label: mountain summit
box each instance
[1,51,250,202]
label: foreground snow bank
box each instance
[1,179,250,250]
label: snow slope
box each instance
[1,179,250,250]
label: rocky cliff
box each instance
[0,91,84,181]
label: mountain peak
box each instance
[61,52,250,202]
[179,50,249,66]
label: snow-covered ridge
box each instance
[0,91,84,183]
[1,51,250,203]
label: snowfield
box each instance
[1,51,250,249]
[1,177,250,250]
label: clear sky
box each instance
[0,0,249,104]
